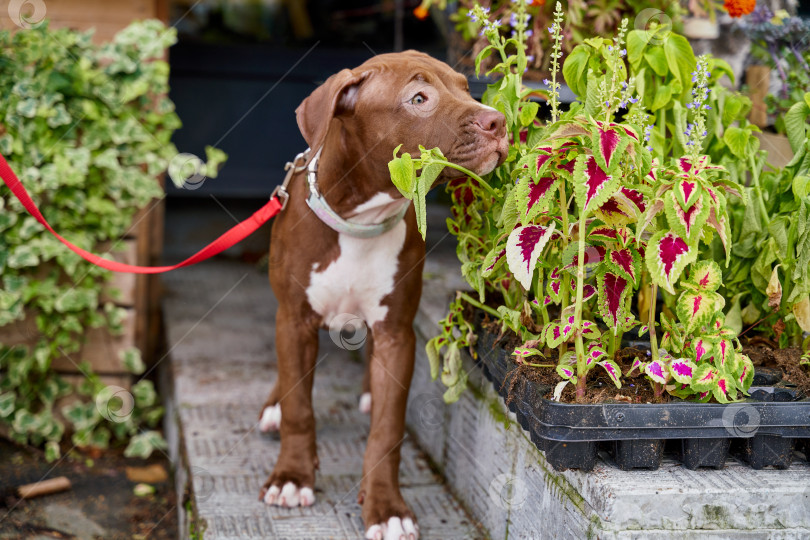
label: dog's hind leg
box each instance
[359,333,373,414]
[260,307,319,508]
[258,380,281,433]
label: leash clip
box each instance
[271,184,290,210]
[272,150,310,210]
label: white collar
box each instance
[304,148,409,238]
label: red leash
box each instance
[0,152,284,274]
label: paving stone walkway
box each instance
[162,259,484,540]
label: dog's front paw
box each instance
[261,481,315,507]
[258,403,281,433]
[365,517,418,540]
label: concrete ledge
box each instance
[409,260,810,540]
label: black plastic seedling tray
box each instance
[473,322,810,472]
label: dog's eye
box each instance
[410,93,427,105]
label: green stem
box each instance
[458,231,486,248]
[748,154,770,228]
[656,109,666,161]
[435,160,498,196]
[648,283,659,363]
[573,211,588,402]
[459,292,499,319]
[557,182,571,357]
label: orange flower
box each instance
[414,5,429,19]
[531,0,546,5]
[723,0,755,18]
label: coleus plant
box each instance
[627,260,754,403]
[403,0,754,404]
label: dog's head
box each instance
[296,51,508,186]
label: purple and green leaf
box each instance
[645,230,696,294]
[606,248,642,287]
[669,358,697,384]
[664,190,709,244]
[516,174,558,225]
[684,260,723,293]
[676,290,722,334]
[643,359,669,384]
[597,271,630,330]
[599,360,623,388]
[506,224,557,290]
[481,246,507,278]
[573,155,620,214]
[690,363,719,392]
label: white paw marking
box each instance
[359,392,372,414]
[263,482,315,507]
[259,404,281,433]
[365,517,418,540]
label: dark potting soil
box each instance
[745,343,810,395]
[492,339,665,404]
[478,310,665,404]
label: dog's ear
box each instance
[296,69,369,150]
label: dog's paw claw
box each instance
[259,404,281,433]
[359,392,372,414]
[262,482,315,508]
[365,517,418,540]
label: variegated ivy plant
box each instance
[411,1,755,404]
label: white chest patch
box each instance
[305,193,409,330]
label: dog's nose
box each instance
[472,109,506,137]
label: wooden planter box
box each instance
[0,0,169,388]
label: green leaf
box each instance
[663,34,696,99]
[202,146,228,179]
[442,369,467,404]
[626,30,649,67]
[45,441,61,462]
[722,94,747,127]
[54,288,98,313]
[725,295,743,336]
[388,145,416,199]
[784,100,810,154]
[563,45,591,99]
[643,47,668,77]
[0,392,16,418]
[7,245,39,269]
[121,348,145,375]
[793,175,810,200]
[426,337,441,380]
[124,430,167,459]
[650,84,672,112]
[132,380,157,408]
[723,126,750,160]
[519,101,539,127]
[440,342,461,387]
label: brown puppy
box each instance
[258,51,507,539]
